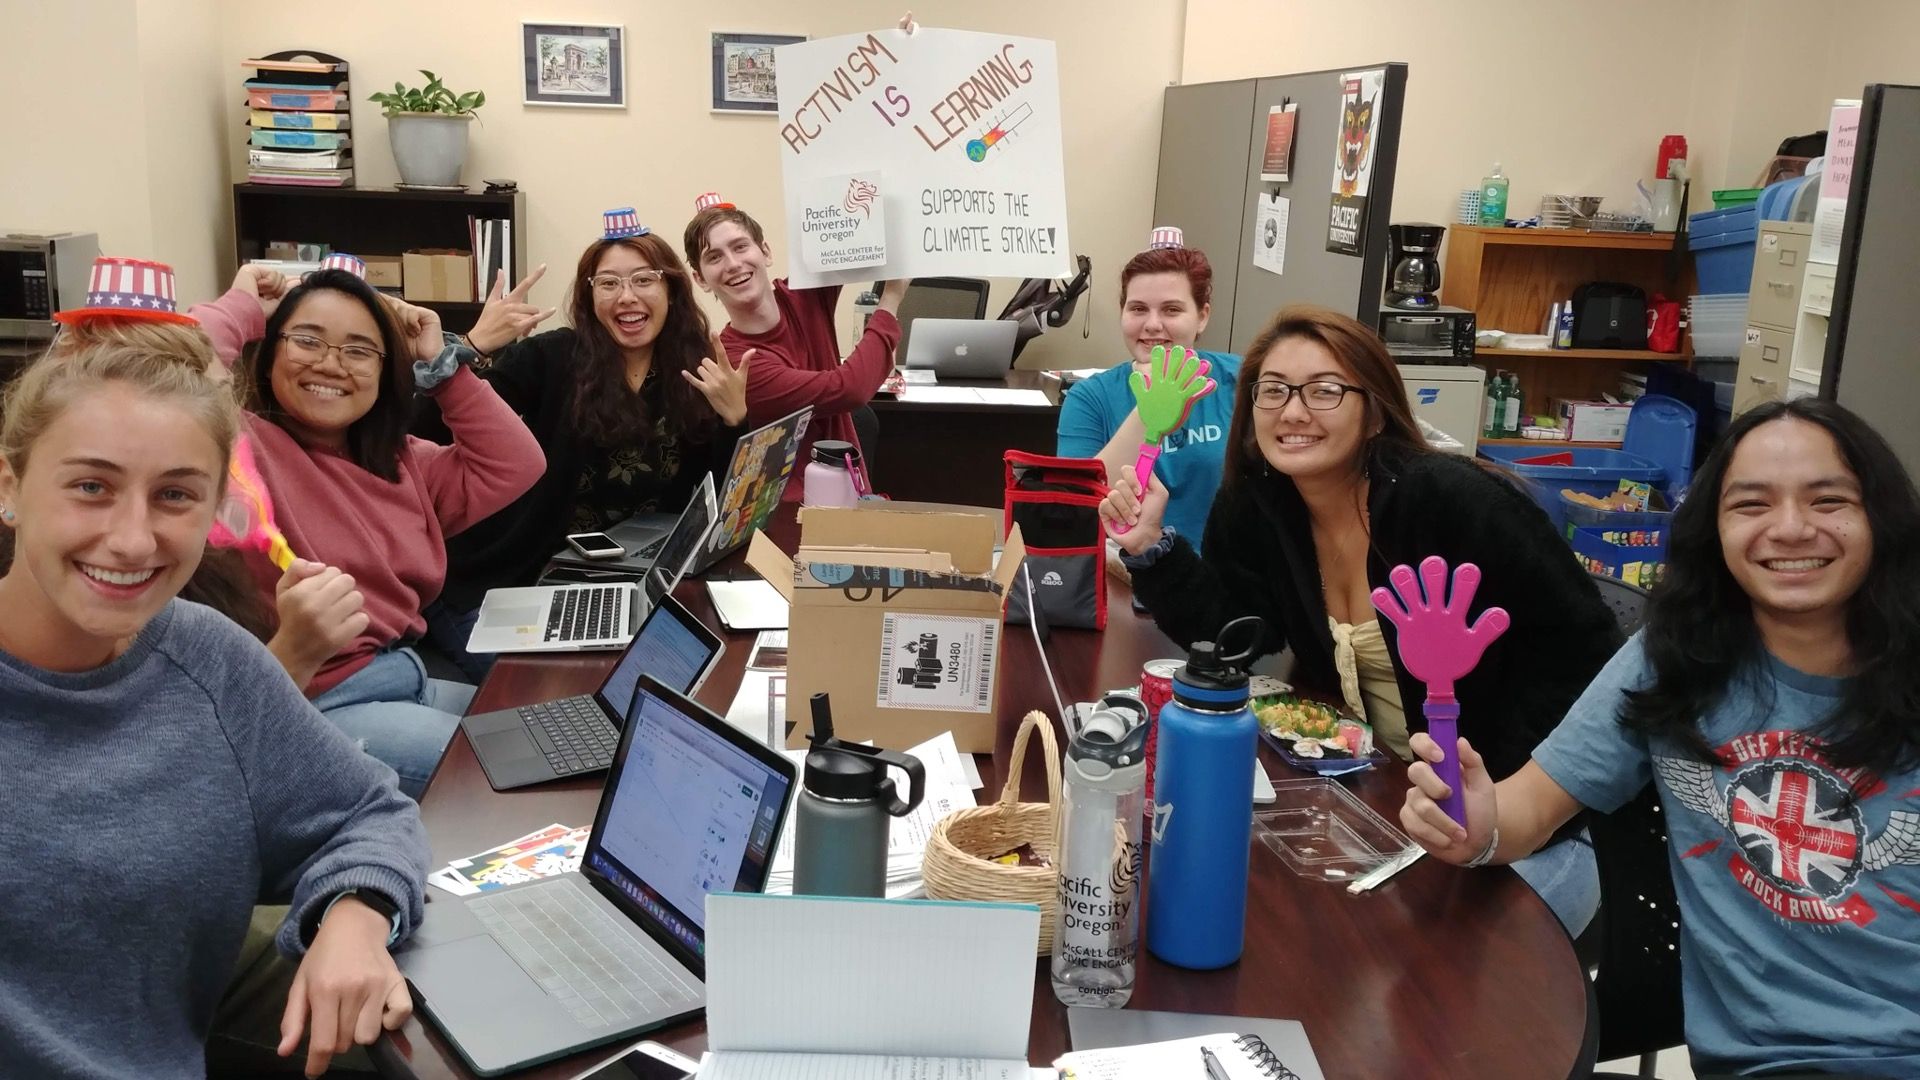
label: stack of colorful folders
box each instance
[243,51,353,187]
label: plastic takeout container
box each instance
[1254,778,1419,883]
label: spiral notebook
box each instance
[1054,1032,1301,1079]
[1064,1008,1323,1080]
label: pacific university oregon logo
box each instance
[1656,732,1920,927]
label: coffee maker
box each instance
[1385,222,1445,309]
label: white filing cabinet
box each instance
[1396,363,1486,454]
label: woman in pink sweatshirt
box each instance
[192,268,543,796]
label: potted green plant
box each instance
[368,70,485,187]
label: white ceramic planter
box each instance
[388,113,472,187]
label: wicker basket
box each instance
[921,711,1062,954]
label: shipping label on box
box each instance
[876,612,999,714]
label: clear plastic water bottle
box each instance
[1051,705,1149,1007]
[1145,617,1263,970]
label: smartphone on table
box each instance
[565,531,625,560]
[569,1039,698,1080]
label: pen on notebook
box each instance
[1201,1045,1230,1080]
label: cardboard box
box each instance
[402,249,474,302]
[745,504,1025,754]
[1555,399,1631,443]
[363,254,404,288]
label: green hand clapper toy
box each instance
[1111,344,1216,536]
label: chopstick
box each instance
[1347,848,1425,894]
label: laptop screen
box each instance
[586,681,791,962]
[594,598,721,720]
[648,476,717,591]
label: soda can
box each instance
[1139,658,1182,810]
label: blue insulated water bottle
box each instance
[1145,616,1263,969]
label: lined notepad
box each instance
[701,894,1041,1074]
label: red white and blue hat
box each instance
[602,208,650,240]
[694,191,734,212]
[53,256,195,326]
[317,252,366,279]
[1148,226,1184,250]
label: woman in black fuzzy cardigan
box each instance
[1101,305,1622,934]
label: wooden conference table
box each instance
[379,511,1594,1080]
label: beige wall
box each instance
[216,0,1182,368]
[1180,0,1732,227]
[0,0,229,304]
[0,1,150,269]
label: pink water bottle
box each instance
[802,440,863,507]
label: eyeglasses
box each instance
[1252,378,1366,411]
[589,269,670,297]
[278,332,383,377]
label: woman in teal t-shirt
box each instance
[1056,230,1239,552]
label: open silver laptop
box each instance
[902,318,1018,380]
[399,675,797,1076]
[462,594,724,790]
[467,476,717,654]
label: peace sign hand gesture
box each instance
[467,264,556,355]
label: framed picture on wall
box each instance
[523,22,625,108]
[711,31,804,114]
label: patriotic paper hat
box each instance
[317,252,366,279]
[53,256,196,326]
[602,207,650,239]
[694,191,734,212]
[1148,226,1185,250]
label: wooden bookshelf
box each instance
[1444,225,1694,417]
[231,184,526,333]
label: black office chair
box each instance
[894,276,990,361]
[1588,571,1651,636]
[1588,786,1686,1077]
[1579,572,1683,1079]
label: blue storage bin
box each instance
[1560,491,1670,536]
[1568,526,1667,589]
[1689,204,1760,295]
[1478,445,1668,533]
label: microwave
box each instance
[1,231,100,340]
[1378,305,1475,359]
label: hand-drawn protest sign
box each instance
[774,26,1071,286]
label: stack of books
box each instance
[243,52,353,187]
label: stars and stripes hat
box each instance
[602,207,650,239]
[1148,226,1184,250]
[693,191,734,212]
[53,256,196,326]
[318,252,366,279]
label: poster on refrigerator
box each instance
[1252,192,1289,276]
[1326,68,1384,257]
[1260,102,1297,182]
[1810,98,1861,265]
[773,26,1071,287]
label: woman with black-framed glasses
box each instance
[409,214,752,680]
[1100,305,1621,936]
[188,266,545,797]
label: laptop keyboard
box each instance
[519,697,619,775]
[472,882,698,1030]
[545,586,626,643]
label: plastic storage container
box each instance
[1688,294,1750,358]
[1253,778,1417,884]
[1622,394,1698,493]
[1568,525,1667,589]
[1711,188,1763,209]
[1478,445,1668,533]
[1689,204,1760,295]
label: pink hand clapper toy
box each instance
[1370,556,1509,827]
